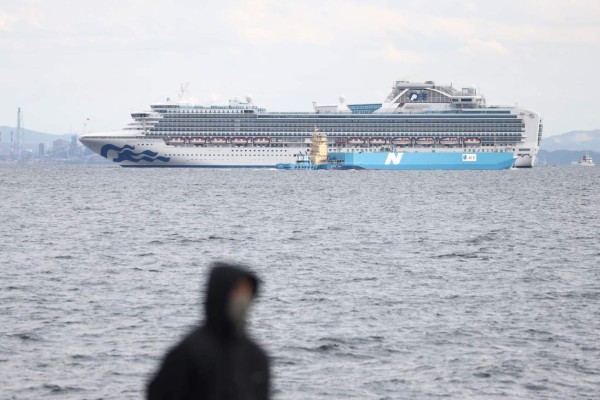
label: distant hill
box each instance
[541,129,600,152]
[0,126,73,144]
[538,149,598,166]
[0,126,74,153]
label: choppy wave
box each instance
[1,166,599,399]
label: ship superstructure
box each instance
[80,81,542,169]
[573,153,595,166]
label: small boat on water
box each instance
[277,128,341,170]
[573,153,595,166]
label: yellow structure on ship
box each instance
[310,127,328,165]
[276,127,338,169]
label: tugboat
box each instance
[276,128,340,170]
[573,153,595,166]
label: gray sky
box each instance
[1,0,599,136]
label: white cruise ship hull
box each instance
[80,136,301,167]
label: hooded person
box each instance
[147,262,270,400]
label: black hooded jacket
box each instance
[147,263,270,400]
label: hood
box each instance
[204,262,259,338]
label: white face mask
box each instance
[228,294,253,328]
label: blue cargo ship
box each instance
[328,151,515,170]
[276,128,516,170]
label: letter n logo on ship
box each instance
[385,153,403,165]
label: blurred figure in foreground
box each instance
[147,262,270,400]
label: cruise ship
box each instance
[79,81,543,169]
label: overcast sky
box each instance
[1,0,599,136]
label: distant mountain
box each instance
[537,149,598,166]
[0,126,74,154]
[541,129,600,152]
[0,126,73,144]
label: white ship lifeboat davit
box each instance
[463,137,481,145]
[166,137,186,144]
[369,137,387,145]
[231,137,248,145]
[416,137,435,145]
[391,137,412,145]
[440,137,460,145]
[210,137,228,144]
[347,138,365,145]
[189,137,206,144]
[253,137,270,144]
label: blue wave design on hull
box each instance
[100,144,170,163]
[113,149,170,163]
[100,144,134,158]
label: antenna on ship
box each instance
[178,83,190,102]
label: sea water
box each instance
[0,165,599,399]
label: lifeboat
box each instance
[253,137,270,144]
[335,139,346,145]
[231,137,248,145]
[415,137,435,145]
[391,137,412,145]
[440,137,459,145]
[369,137,387,145]
[166,137,185,144]
[463,137,481,145]
[189,137,206,144]
[347,138,365,145]
[210,137,228,144]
